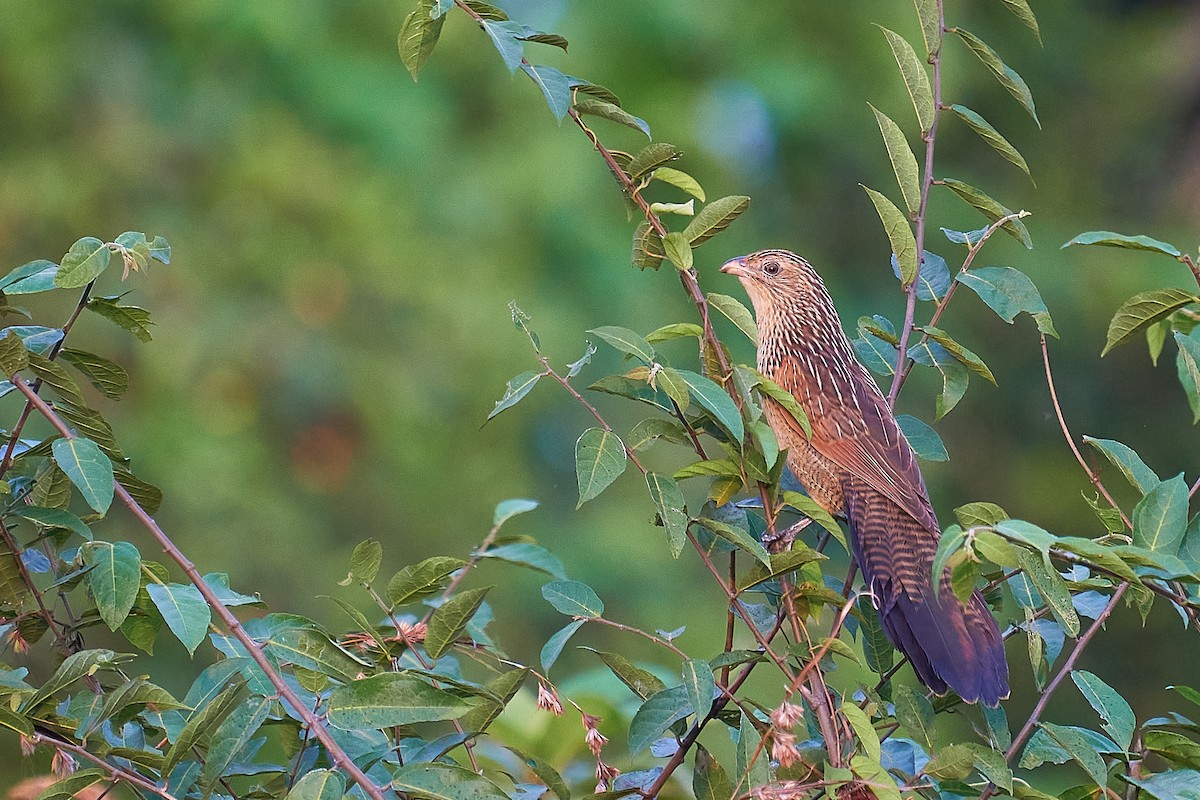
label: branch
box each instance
[10,376,388,800]
[35,732,178,800]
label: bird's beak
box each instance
[720,256,749,277]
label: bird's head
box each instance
[719,249,827,321]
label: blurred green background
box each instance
[1,0,1198,788]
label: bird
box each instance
[721,249,1008,706]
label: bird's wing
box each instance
[771,353,940,535]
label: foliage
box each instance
[1,2,1198,800]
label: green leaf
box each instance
[203,694,273,783]
[673,369,744,442]
[1037,722,1108,787]
[286,770,345,800]
[707,293,758,346]
[386,556,466,607]
[55,237,111,289]
[51,437,114,514]
[966,743,1013,792]
[646,322,703,344]
[896,414,948,461]
[460,667,528,732]
[940,178,1031,247]
[654,167,706,201]
[1014,549,1079,637]
[540,619,585,672]
[588,325,655,364]
[1103,288,1199,356]
[521,63,570,120]
[1144,730,1200,770]
[683,195,750,247]
[31,771,108,800]
[957,266,1056,337]
[12,506,91,540]
[1071,670,1135,751]
[736,546,826,592]
[1126,769,1200,800]
[480,20,525,72]
[681,658,716,718]
[494,498,539,527]
[588,649,666,700]
[753,371,811,437]
[628,142,682,181]
[147,582,211,654]
[481,542,565,578]
[629,685,691,754]
[891,250,951,302]
[663,232,693,271]
[870,104,921,214]
[856,595,895,674]
[912,0,939,57]
[877,26,935,132]
[487,370,542,421]
[997,0,1041,43]
[782,491,844,547]
[163,681,248,774]
[694,517,770,567]
[646,472,688,557]
[507,748,571,800]
[736,712,771,787]
[86,296,153,341]
[894,684,935,749]
[1132,474,1189,553]
[0,260,58,295]
[650,200,694,217]
[392,762,509,800]
[1081,437,1159,494]
[693,745,733,800]
[863,186,918,285]
[426,586,491,658]
[951,28,1039,126]
[1063,230,1183,257]
[925,743,974,780]
[0,331,28,376]
[918,326,996,384]
[327,673,476,729]
[21,649,125,711]
[575,428,627,508]
[955,501,1008,528]
[341,539,382,586]
[1176,330,1200,423]
[542,579,604,618]
[573,97,650,138]
[841,701,882,763]
[909,341,969,419]
[398,2,445,81]
[949,104,1032,180]
[88,541,140,630]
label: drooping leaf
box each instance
[88,541,140,630]
[521,64,571,120]
[1063,231,1182,258]
[683,196,750,247]
[736,713,771,787]
[653,167,706,201]
[997,0,1041,43]
[951,28,1039,126]
[575,428,627,508]
[1071,670,1135,751]
[940,178,1031,247]
[707,293,758,346]
[202,693,274,783]
[877,26,934,132]
[673,369,744,442]
[681,659,716,718]
[487,370,542,422]
[86,296,154,342]
[736,546,826,592]
[863,185,918,285]
[0,260,58,295]
[480,20,525,72]
[949,104,1032,180]
[646,473,688,558]
[481,542,565,578]
[693,745,732,800]
[588,326,655,364]
[147,582,211,655]
[870,104,921,214]
[693,517,769,566]
[892,250,951,302]
[663,232,693,271]
[398,1,445,81]
[493,498,538,527]
[627,142,682,181]
[908,340,969,419]
[894,684,936,749]
[327,673,476,729]
[542,579,604,618]
[628,685,691,755]
[912,0,939,56]
[1176,330,1200,423]
[540,619,585,672]
[286,770,346,800]
[1014,549,1079,637]
[426,586,491,658]
[55,237,111,289]
[1102,288,1198,356]
[918,326,996,384]
[957,266,1056,337]
[896,414,948,461]
[573,98,650,138]
[1081,436,1159,495]
[1037,723,1108,787]
[51,437,114,514]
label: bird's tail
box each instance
[841,475,1009,706]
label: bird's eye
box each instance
[763,261,781,276]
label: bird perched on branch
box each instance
[722,249,1008,706]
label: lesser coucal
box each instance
[722,249,1008,705]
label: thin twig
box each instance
[35,732,177,800]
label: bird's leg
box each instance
[763,516,813,553]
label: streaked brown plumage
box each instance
[722,249,1008,705]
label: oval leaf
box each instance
[51,437,114,514]
[1102,288,1199,356]
[147,582,211,655]
[683,196,750,247]
[952,28,1039,127]
[89,541,140,630]
[1063,230,1182,258]
[575,428,627,508]
[542,579,604,618]
[55,237,111,289]
[327,673,476,729]
[877,26,935,132]
[870,104,921,214]
[862,186,918,285]
[949,104,1032,180]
